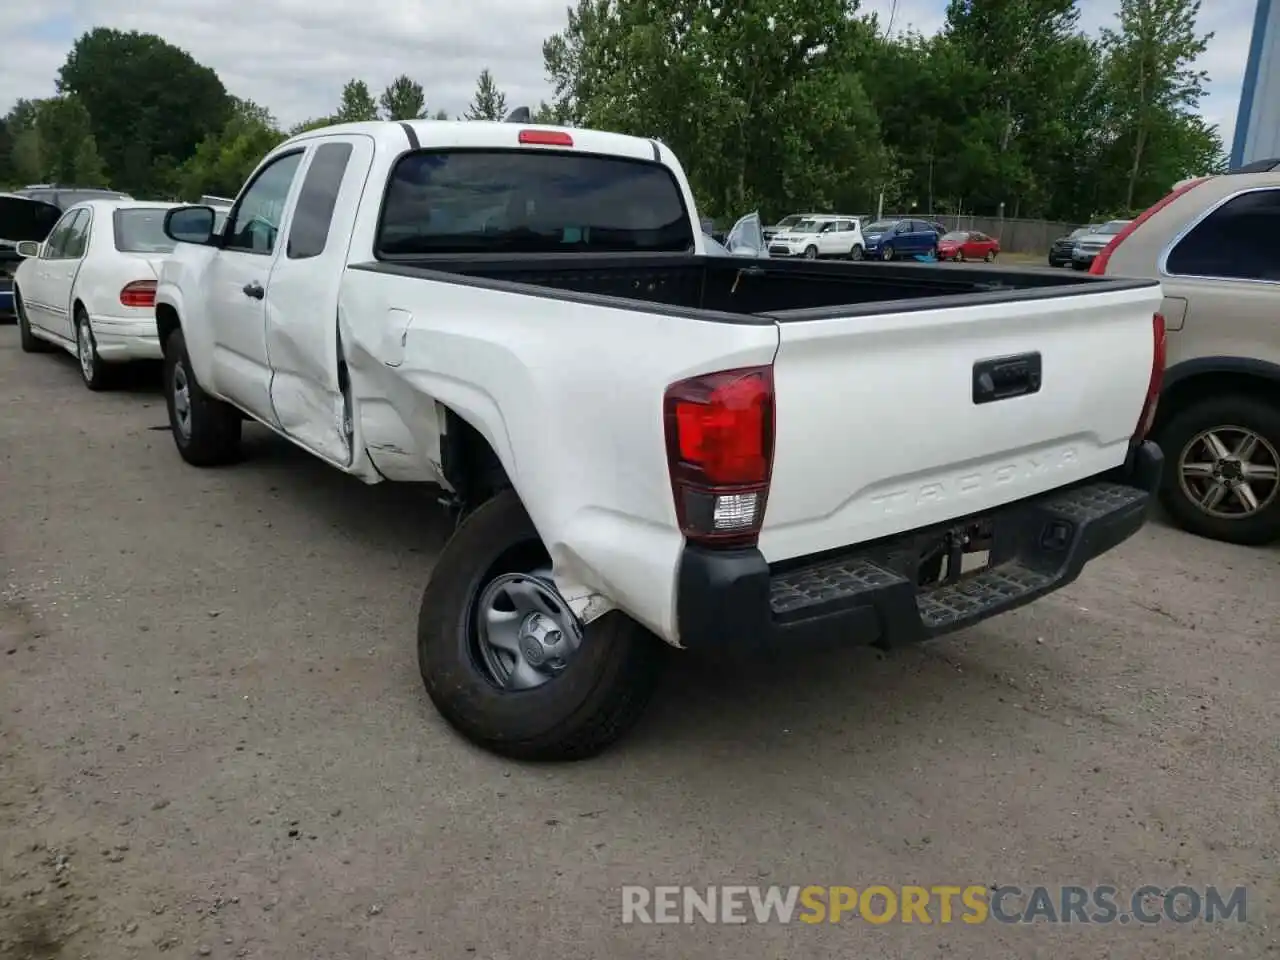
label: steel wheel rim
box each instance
[172,362,193,440]
[472,570,583,691]
[77,318,94,381]
[1178,425,1280,520]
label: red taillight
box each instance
[1135,312,1167,441]
[518,129,573,147]
[120,280,156,308]
[1090,178,1208,276]
[663,366,775,548]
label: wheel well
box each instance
[1154,370,1280,435]
[73,298,86,319]
[155,303,180,354]
[440,409,510,506]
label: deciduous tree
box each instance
[57,28,231,194]
[379,75,428,120]
[333,80,379,122]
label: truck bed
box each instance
[353,253,1156,323]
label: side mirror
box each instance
[164,205,218,245]
[15,241,40,258]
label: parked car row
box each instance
[764,213,1000,263]
[4,118,1166,762]
[1046,219,1134,270]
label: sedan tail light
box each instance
[120,280,157,308]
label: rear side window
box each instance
[376,150,694,256]
[1165,188,1280,281]
[114,208,177,254]
[288,143,353,260]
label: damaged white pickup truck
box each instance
[154,118,1167,761]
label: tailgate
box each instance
[758,283,1163,563]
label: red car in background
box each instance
[938,230,1000,262]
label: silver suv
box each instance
[1090,170,1280,544]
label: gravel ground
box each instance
[1,332,1277,960]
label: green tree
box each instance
[542,0,887,221]
[1100,0,1213,208]
[379,75,428,120]
[464,68,508,120]
[333,79,379,122]
[35,95,106,185]
[3,100,43,184]
[57,28,231,194]
[290,117,336,135]
[175,96,286,200]
[433,108,451,120]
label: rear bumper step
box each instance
[675,441,1162,653]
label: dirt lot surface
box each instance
[1,330,1277,960]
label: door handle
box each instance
[242,281,265,300]
[972,352,1042,405]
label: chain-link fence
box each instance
[876,213,1083,256]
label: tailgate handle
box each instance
[973,352,1042,405]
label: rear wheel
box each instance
[163,329,243,466]
[75,307,111,391]
[418,489,666,761]
[15,289,50,354]
[848,245,864,261]
[1156,395,1280,545]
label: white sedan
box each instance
[12,199,180,390]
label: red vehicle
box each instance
[938,230,1000,262]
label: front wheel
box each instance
[881,244,895,262]
[1156,395,1280,545]
[163,329,243,466]
[803,245,818,260]
[984,250,997,262]
[418,489,666,761]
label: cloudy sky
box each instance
[1,0,1253,146]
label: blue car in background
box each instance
[861,218,941,261]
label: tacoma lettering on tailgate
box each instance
[868,448,1080,516]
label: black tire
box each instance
[956,250,966,262]
[881,244,895,261]
[15,289,51,353]
[848,245,864,261]
[1155,394,1280,546]
[803,245,818,260]
[74,306,112,392]
[162,328,243,466]
[984,250,996,262]
[418,489,666,761]
[1071,261,1088,271]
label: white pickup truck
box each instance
[154,118,1167,761]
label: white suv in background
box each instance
[767,215,866,260]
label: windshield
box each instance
[113,208,177,254]
[377,150,694,256]
[865,221,896,233]
[1098,221,1129,235]
[942,231,968,241]
[790,219,825,233]
[775,215,804,227]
